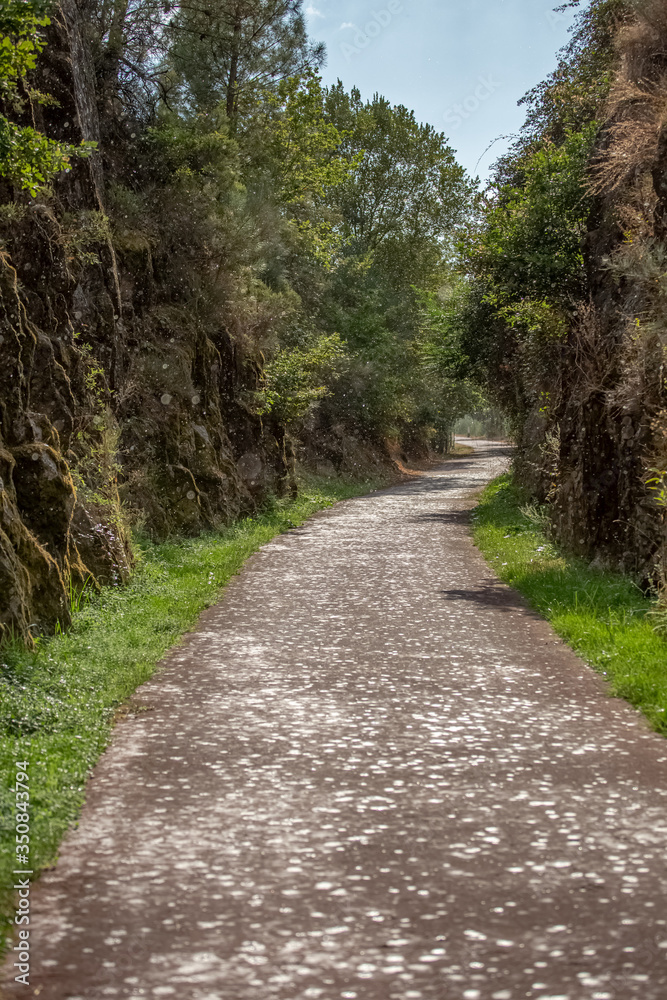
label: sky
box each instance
[304,0,582,181]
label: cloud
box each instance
[305,4,325,17]
[339,22,355,29]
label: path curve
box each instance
[4,442,667,1000]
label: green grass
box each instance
[0,471,388,951]
[473,473,667,735]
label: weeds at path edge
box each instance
[472,473,667,736]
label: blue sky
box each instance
[304,0,581,181]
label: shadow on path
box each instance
[4,439,667,1000]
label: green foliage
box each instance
[459,23,605,427]
[475,126,597,303]
[517,0,631,147]
[165,0,324,118]
[0,0,50,91]
[473,473,667,734]
[77,0,476,458]
[0,0,479,537]
[413,285,486,437]
[241,72,360,267]
[416,284,475,378]
[61,209,112,267]
[133,72,476,452]
[645,467,667,509]
[0,0,95,194]
[145,111,239,182]
[325,84,473,289]
[313,277,478,448]
[0,119,86,196]
[259,332,350,423]
[293,88,478,449]
[249,73,357,204]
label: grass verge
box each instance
[473,473,667,736]
[0,471,388,952]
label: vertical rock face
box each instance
[514,11,667,584]
[0,1,287,642]
[519,228,667,581]
[551,382,663,577]
[0,256,78,636]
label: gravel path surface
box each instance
[4,441,667,1000]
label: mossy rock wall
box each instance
[0,10,288,643]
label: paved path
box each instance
[4,442,667,1000]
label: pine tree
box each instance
[166,0,325,120]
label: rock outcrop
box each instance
[0,1,288,642]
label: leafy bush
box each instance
[0,0,93,194]
[259,332,350,423]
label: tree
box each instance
[517,0,631,148]
[324,84,472,289]
[300,86,476,447]
[455,0,629,429]
[165,0,324,121]
[0,0,93,195]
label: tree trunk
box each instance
[104,0,130,87]
[226,8,242,121]
[59,0,104,204]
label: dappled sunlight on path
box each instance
[4,442,667,1000]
